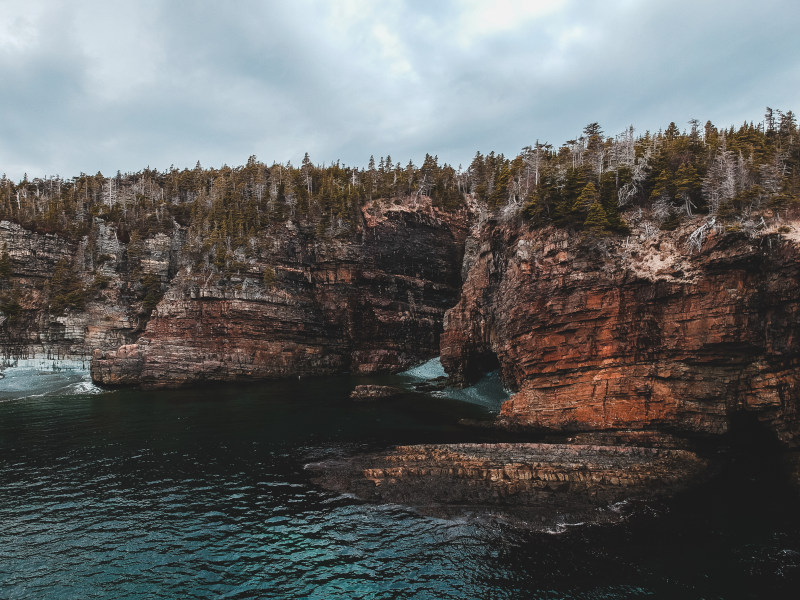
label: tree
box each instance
[674,163,701,216]
[0,244,11,280]
[703,149,736,215]
[573,181,599,214]
[47,258,86,314]
[301,152,313,195]
[583,199,611,237]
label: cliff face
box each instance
[441,215,800,445]
[0,219,171,363]
[91,198,470,387]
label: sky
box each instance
[0,0,798,181]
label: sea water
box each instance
[1,362,798,599]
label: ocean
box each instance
[1,360,798,599]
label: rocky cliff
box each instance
[0,219,173,364]
[441,213,800,446]
[91,197,470,387]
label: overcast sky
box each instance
[0,0,797,180]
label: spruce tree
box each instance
[583,199,611,237]
[0,245,11,280]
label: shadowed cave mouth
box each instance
[463,349,502,386]
[724,412,787,482]
[667,411,800,530]
[683,410,799,512]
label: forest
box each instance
[1,107,798,285]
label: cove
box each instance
[1,366,799,599]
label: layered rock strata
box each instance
[92,198,470,387]
[310,442,708,520]
[0,220,159,363]
[441,216,800,445]
[349,385,404,401]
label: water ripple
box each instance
[2,376,800,599]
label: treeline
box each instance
[518,109,800,235]
[1,107,798,254]
[0,151,467,275]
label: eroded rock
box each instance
[309,442,708,523]
[349,385,404,401]
[441,218,800,446]
[92,197,471,388]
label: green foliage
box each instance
[573,182,599,214]
[140,272,164,312]
[0,107,796,255]
[90,273,111,292]
[583,200,612,237]
[47,258,86,314]
[0,245,11,280]
[0,288,21,323]
[262,266,277,288]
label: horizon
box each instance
[1,0,798,181]
[3,108,792,183]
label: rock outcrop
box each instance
[92,198,470,387]
[349,385,404,401]
[309,441,708,523]
[441,215,800,446]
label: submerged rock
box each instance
[349,385,404,401]
[411,375,449,393]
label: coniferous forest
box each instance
[1,108,798,299]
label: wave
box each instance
[400,356,447,380]
[0,360,108,401]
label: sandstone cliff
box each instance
[0,219,179,364]
[441,213,800,446]
[91,197,470,387]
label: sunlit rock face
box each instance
[92,198,471,388]
[441,217,800,445]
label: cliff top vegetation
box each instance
[1,107,798,276]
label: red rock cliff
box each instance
[441,216,800,445]
[92,197,470,388]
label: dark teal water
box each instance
[1,367,799,599]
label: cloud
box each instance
[0,0,798,180]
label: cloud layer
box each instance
[1,0,797,179]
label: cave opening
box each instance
[664,411,799,547]
[464,349,501,386]
[717,411,795,505]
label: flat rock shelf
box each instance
[309,442,709,524]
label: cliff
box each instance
[441,212,800,446]
[90,197,470,387]
[0,219,179,363]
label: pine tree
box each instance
[583,199,611,237]
[0,244,11,280]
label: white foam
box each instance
[1,356,91,371]
[401,357,447,380]
[400,357,510,413]
[0,357,106,401]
